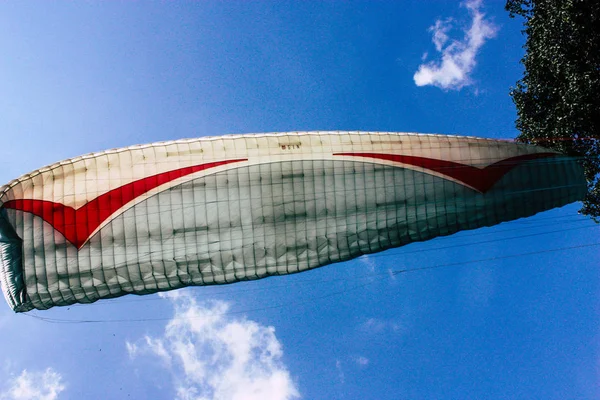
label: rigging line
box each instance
[432,217,590,240]
[69,267,402,307]
[66,220,600,307]
[390,242,600,276]
[35,214,597,307]
[25,279,380,325]
[24,241,600,324]
[382,223,599,256]
[58,215,597,278]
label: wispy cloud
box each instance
[353,356,370,366]
[127,336,172,366]
[413,0,497,90]
[1,368,65,400]
[359,317,402,335]
[360,318,387,333]
[335,360,345,384]
[127,292,300,400]
[430,18,453,52]
[387,268,397,281]
[358,255,376,273]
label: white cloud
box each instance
[359,317,404,335]
[360,318,387,333]
[335,360,345,384]
[126,336,172,366]
[387,268,397,281]
[125,341,138,358]
[128,293,300,400]
[1,368,65,400]
[413,0,497,90]
[353,356,369,366]
[358,255,376,273]
[430,18,453,52]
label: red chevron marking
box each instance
[3,159,247,249]
[333,152,557,193]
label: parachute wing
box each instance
[0,132,587,312]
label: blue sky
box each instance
[0,1,598,399]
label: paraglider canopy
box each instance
[0,131,587,312]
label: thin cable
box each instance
[23,241,600,324]
[65,219,598,307]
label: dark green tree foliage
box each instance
[506,0,600,219]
